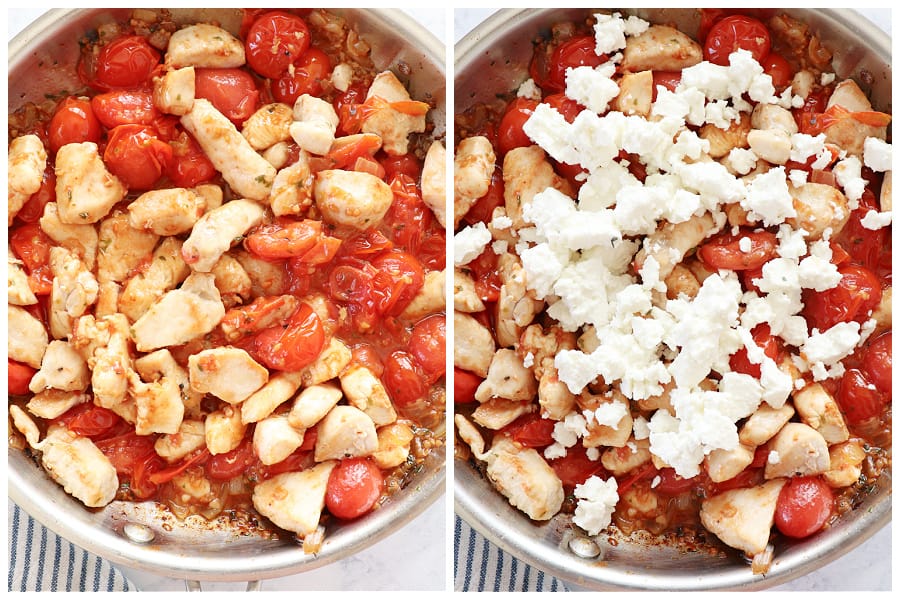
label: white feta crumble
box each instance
[544,442,567,460]
[491,214,513,230]
[521,103,580,166]
[789,133,826,163]
[592,400,629,428]
[820,72,836,86]
[833,156,866,205]
[788,169,809,187]
[742,167,796,226]
[861,209,892,230]
[565,64,620,115]
[802,321,862,375]
[453,222,492,266]
[491,240,509,255]
[573,476,619,536]
[727,147,758,175]
[593,12,634,55]
[739,237,752,253]
[767,450,781,464]
[863,137,892,172]
[632,416,650,440]
[516,77,542,101]
[586,447,601,461]
[650,475,661,489]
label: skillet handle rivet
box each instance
[568,536,601,559]
[123,522,156,544]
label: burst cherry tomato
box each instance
[370,250,425,316]
[47,96,102,154]
[542,93,582,124]
[408,314,446,384]
[206,439,257,481]
[761,52,792,89]
[652,71,683,99]
[381,153,422,182]
[244,11,311,79]
[703,15,771,66]
[729,324,782,378]
[697,229,778,271]
[15,168,56,224]
[325,457,384,520]
[546,36,606,92]
[10,223,53,272]
[453,368,483,404]
[57,404,125,440]
[250,303,325,371]
[862,332,891,395]
[166,130,216,187]
[103,124,173,190]
[462,167,505,226]
[8,360,37,396]
[803,264,882,332]
[774,476,834,538]
[83,35,161,90]
[497,97,538,156]
[836,368,887,425]
[834,189,885,272]
[653,468,701,495]
[90,90,158,128]
[194,68,260,125]
[549,444,607,490]
[501,413,555,448]
[383,350,428,407]
[245,219,323,259]
[272,48,331,106]
[95,432,158,477]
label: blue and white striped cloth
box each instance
[7,503,135,592]
[454,515,568,592]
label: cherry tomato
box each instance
[245,219,323,259]
[453,368,483,404]
[546,36,606,92]
[370,250,425,316]
[707,467,764,496]
[244,11,311,79]
[774,476,834,538]
[260,446,313,479]
[103,124,173,190]
[220,295,298,341]
[384,174,432,255]
[272,48,331,106]
[542,93,582,124]
[325,457,384,520]
[862,332,891,395]
[463,167,505,226]
[703,15,771,66]
[803,264,882,332]
[206,439,257,481]
[16,168,56,224]
[194,68,260,125]
[761,52,792,89]
[467,248,502,303]
[549,444,607,489]
[837,368,887,425]
[500,413,555,448]
[8,360,37,396]
[697,229,778,271]
[47,96,102,154]
[166,130,217,188]
[381,153,422,182]
[83,35,161,90]
[653,468,701,495]
[250,303,325,372]
[338,229,394,260]
[95,432,158,477]
[10,223,53,272]
[729,324,782,379]
[652,71,683,100]
[833,189,885,272]
[148,448,210,485]
[408,315,446,384]
[383,350,428,407]
[90,90,158,129]
[58,404,126,440]
[350,343,385,378]
[497,97,538,156]
[334,84,369,136]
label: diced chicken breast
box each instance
[165,24,245,69]
[269,152,315,217]
[330,63,353,92]
[47,247,99,340]
[339,365,397,427]
[475,349,537,403]
[634,212,719,280]
[180,99,276,201]
[188,347,269,404]
[131,373,184,435]
[700,113,750,159]
[496,252,543,347]
[181,198,266,272]
[454,136,495,227]
[253,415,305,465]
[612,70,653,117]
[764,422,831,479]
[823,440,866,488]
[39,202,99,270]
[601,440,651,476]
[314,169,393,230]
[205,405,246,455]
[252,461,337,536]
[870,286,891,332]
[241,371,304,424]
[242,103,293,150]
[454,311,496,378]
[9,405,41,448]
[455,413,486,457]
[361,71,426,156]
[739,403,795,447]
[290,94,339,156]
[621,25,702,72]
[131,272,226,351]
[8,134,47,225]
[28,340,90,393]
[421,141,447,227]
[96,212,159,283]
[580,392,632,448]
[39,425,119,507]
[400,269,446,320]
[750,104,798,134]
[700,478,787,557]
[54,142,126,224]
[503,145,573,229]
[484,436,564,521]
[453,268,485,313]
[127,187,208,236]
[786,182,850,240]
[747,129,791,165]
[300,337,352,386]
[210,253,253,308]
[8,251,37,306]
[706,443,755,483]
[153,65,195,115]
[154,419,206,462]
[119,238,190,322]
[372,421,414,469]
[314,405,378,462]
[792,383,850,444]
[472,398,535,430]
[26,389,90,420]
[824,80,887,156]
[89,314,134,413]
[538,371,577,422]
[289,383,343,429]
[262,141,292,169]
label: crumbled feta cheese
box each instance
[491,214,513,230]
[565,64,620,115]
[573,476,619,535]
[586,447,601,461]
[516,77,542,101]
[742,167,796,226]
[820,72,836,86]
[833,156,866,205]
[788,169,808,187]
[790,133,826,163]
[861,209,892,230]
[521,102,580,166]
[727,147,758,175]
[593,400,628,428]
[491,240,508,255]
[650,475,661,489]
[453,222,492,266]
[767,450,781,464]
[802,321,862,379]
[593,12,629,55]
[522,351,535,368]
[632,416,650,440]
[863,137,892,172]
[739,237,752,253]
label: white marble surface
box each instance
[7,7,448,592]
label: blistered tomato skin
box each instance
[244,11,311,79]
[774,477,834,539]
[47,97,102,155]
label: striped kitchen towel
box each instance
[454,515,569,592]
[7,503,135,592]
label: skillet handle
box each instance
[185,580,262,592]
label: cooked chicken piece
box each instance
[636,380,675,414]
[28,340,90,393]
[89,314,134,413]
[421,140,447,227]
[700,478,787,557]
[454,268,485,313]
[484,436,564,521]
[171,471,213,505]
[252,461,337,536]
[54,142,126,224]
[790,69,816,99]
[188,347,268,404]
[134,348,202,418]
[786,182,850,240]
[269,153,315,217]
[792,383,850,444]
[601,439,651,475]
[181,199,265,272]
[880,171,892,211]
[472,398,535,430]
[824,80,888,156]
[314,169,393,230]
[580,391,632,448]
[454,311,495,378]
[663,264,701,300]
[518,324,578,381]
[870,286,891,333]
[253,415,305,465]
[241,371,304,424]
[300,337,352,386]
[48,246,99,340]
[764,422,831,479]
[9,405,41,448]
[38,425,119,507]
[95,280,120,318]
[180,99,276,201]
[127,187,208,236]
[823,440,866,488]
[165,24,245,69]
[262,141,292,169]
[290,94,339,156]
[288,382,343,429]
[131,272,226,351]
[8,251,37,306]
[39,202,99,270]
[474,349,537,403]
[205,405,246,455]
[330,63,353,92]
[739,403,795,447]
[26,389,90,420]
[154,419,206,462]
[361,71,426,156]
[153,65,195,115]
[699,113,750,159]
[314,405,378,462]
[8,134,47,225]
[96,211,159,283]
[220,294,299,342]
[131,373,184,435]
[622,25,702,72]
[454,413,486,457]
[454,136,495,227]
[634,212,718,280]
[242,103,293,151]
[747,129,791,165]
[232,249,288,297]
[209,253,253,308]
[503,145,573,230]
[750,104,798,134]
[340,365,397,427]
[372,421,414,469]
[538,370,577,421]
[119,237,190,322]
[400,269,445,320]
[496,252,543,347]
[612,70,653,117]
[706,443,755,483]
